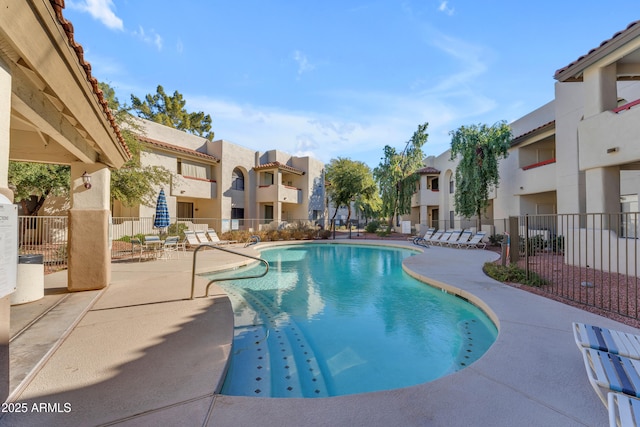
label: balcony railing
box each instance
[522,158,556,171]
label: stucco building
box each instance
[112,118,326,231]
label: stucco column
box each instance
[0,55,12,403]
[583,63,618,119]
[585,166,620,229]
[68,163,111,291]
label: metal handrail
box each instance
[190,243,269,299]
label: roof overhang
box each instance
[2,0,130,168]
[555,21,640,82]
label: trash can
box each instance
[11,254,44,305]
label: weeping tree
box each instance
[374,123,429,229]
[325,157,378,228]
[449,121,511,231]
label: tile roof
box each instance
[49,0,131,158]
[554,20,640,82]
[416,166,440,174]
[253,161,305,175]
[511,120,556,146]
[138,136,220,162]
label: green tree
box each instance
[449,121,511,230]
[101,82,173,207]
[374,123,429,228]
[8,162,70,216]
[325,158,378,226]
[131,85,214,140]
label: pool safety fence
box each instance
[509,212,640,321]
[17,216,68,274]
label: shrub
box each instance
[167,223,188,239]
[365,220,380,234]
[488,234,504,246]
[483,262,547,287]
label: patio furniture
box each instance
[159,236,180,260]
[608,392,640,427]
[448,230,472,247]
[441,230,463,246]
[130,237,156,261]
[184,231,201,249]
[420,230,444,246]
[412,228,435,246]
[573,322,640,360]
[207,229,237,245]
[458,232,487,249]
[195,231,210,243]
[143,235,164,258]
[581,347,640,406]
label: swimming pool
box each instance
[211,243,497,398]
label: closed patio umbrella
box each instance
[153,189,170,232]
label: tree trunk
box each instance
[476,206,482,232]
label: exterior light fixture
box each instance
[81,171,92,189]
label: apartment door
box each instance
[177,202,194,219]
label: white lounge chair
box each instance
[433,230,453,246]
[413,228,435,246]
[581,347,640,406]
[441,229,463,247]
[458,232,487,249]
[420,229,444,246]
[573,322,640,360]
[184,231,201,248]
[449,230,472,247]
[195,230,209,243]
[207,228,237,245]
[608,392,640,427]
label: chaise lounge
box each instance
[573,322,640,360]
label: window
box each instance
[231,168,244,191]
[231,208,244,219]
[449,210,455,228]
[449,179,454,193]
[431,177,439,191]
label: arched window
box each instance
[231,168,244,191]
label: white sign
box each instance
[0,195,17,298]
[401,220,411,234]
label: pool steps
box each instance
[221,285,329,397]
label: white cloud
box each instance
[68,0,123,30]
[438,1,455,16]
[132,26,163,51]
[293,50,315,78]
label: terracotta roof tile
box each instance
[49,0,131,158]
[416,166,440,174]
[253,161,305,175]
[511,120,555,146]
[138,136,220,162]
[554,20,640,81]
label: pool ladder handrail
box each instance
[190,243,269,299]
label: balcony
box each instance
[411,189,440,207]
[515,160,556,195]
[257,185,302,204]
[170,175,217,199]
[578,99,640,170]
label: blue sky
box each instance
[65,1,637,168]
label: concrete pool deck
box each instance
[1,240,633,426]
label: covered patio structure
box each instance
[0,0,129,401]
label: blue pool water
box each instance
[211,244,497,398]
